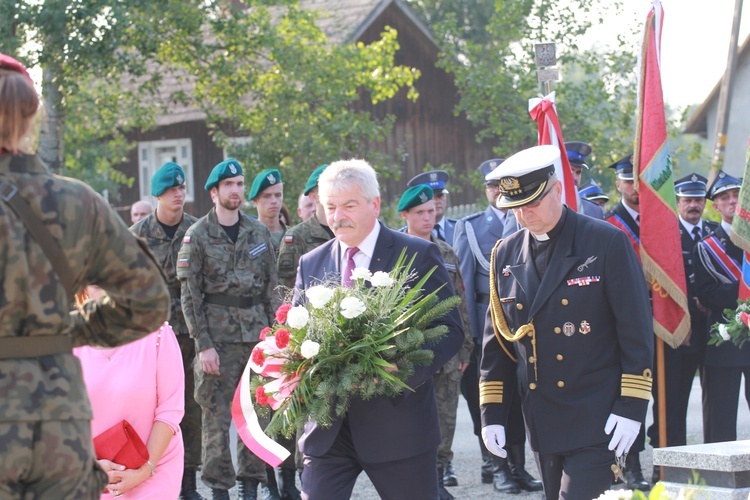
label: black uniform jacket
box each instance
[694,224,750,367]
[480,208,654,454]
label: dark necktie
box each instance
[434,224,444,241]
[343,246,359,287]
[692,226,701,243]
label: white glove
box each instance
[604,413,641,457]
[481,425,507,458]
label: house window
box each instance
[138,139,195,202]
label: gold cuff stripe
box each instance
[621,373,652,401]
[479,381,504,405]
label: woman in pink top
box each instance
[75,287,185,499]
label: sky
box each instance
[592,0,750,109]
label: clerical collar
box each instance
[530,207,567,241]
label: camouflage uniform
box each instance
[177,207,280,491]
[0,153,169,499]
[277,213,332,290]
[433,236,473,469]
[131,211,202,470]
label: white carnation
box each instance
[370,271,395,288]
[340,296,366,319]
[300,340,320,359]
[306,285,334,309]
[350,267,372,282]
[286,306,309,329]
[718,324,731,341]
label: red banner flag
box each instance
[529,92,578,212]
[634,0,690,347]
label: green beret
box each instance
[303,164,328,195]
[204,158,243,191]
[398,185,434,212]
[151,162,186,197]
[249,169,282,200]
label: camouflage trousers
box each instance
[434,367,462,468]
[195,342,267,490]
[177,334,202,470]
[0,419,107,499]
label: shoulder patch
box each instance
[445,262,457,272]
[248,242,269,258]
[177,257,190,268]
[284,234,294,243]
[183,235,191,243]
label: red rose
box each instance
[251,347,265,366]
[275,304,292,324]
[259,327,272,340]
[275,328,290,349]
[255,386,269,406]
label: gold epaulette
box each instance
[621,369,653,401]
[479,381,504,405]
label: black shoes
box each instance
[623,453,650,491]
[179,469,205,500]
[443,461,458,487]
[508,445,543,492]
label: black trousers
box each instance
[702,364,750,443]
[536,444,614,500]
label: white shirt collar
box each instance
[339,220,381,271]
[721,220,733,235]
[678,215,702,235]
[621,200,640,226]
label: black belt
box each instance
[475,293,490,305]
[0,335,72,359]
[203,293,260,309]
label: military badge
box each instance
[566,276,601,287]
[563,322,575,336]
[502,265,511,277]
[579,320,591,334]
[229,163,237,174]
[267,173,276,184]
[576,255,597,272]
[500,177,522,195]
[177,257,189,268]
[176,174,183,184]
[419,192,428,203]
[183,236,191,243]
[284,235,294,243]
[248,242,268,258]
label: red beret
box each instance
[0,54,33,84]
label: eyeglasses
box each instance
[516,184,554,209]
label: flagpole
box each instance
[656,336,666,480]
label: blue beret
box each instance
[398,185,434,212]
[304,164,328,195]
[565,141,592,169]
[608,154,633,180]
[578,180,609,202]
[249,169,282,200]
[407,170,450,194]
[707,171,742,200]
[478,159,505,181]
[674,173,707,198]
[205,158,243,191]
[151,162,186,197]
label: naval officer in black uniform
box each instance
[479,145,654,500]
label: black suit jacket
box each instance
[480,209,654,454]
[679,219,717,353]
[294,222,464,462]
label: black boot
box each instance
[507,445,543,492]
[238,479,259,500]
[479,438,493,484]
[260,467,281,500]
[211,489,230,500]
[491,456,521,494]
[443,461,458,487]
[180,469,206,500]
[437,467,455,500]
[278,467,302,500]
[624,453,650,491]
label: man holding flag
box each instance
[694,172,750,444]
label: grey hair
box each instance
[318,159,380,203]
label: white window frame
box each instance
[138,139,195,203]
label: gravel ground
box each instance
[196,377,750,499]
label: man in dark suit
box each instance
[454,159,541,494]
[480,145,654,500]
[648,173,717,481]
[294,159,464,500]
[693,171,750,444]
[407,170,457,245]
[603,153,650,490]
